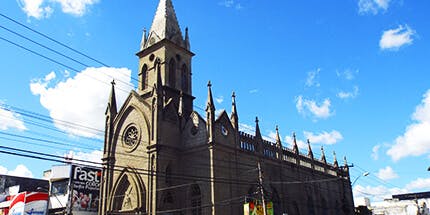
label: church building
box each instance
[99,0,355,214]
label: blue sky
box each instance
[0,0,429,204]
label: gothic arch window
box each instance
[141,64,148,90]
[111,172,146,213]
[181,64,188,92]
[190,184,201,215]
[168,58,176,88]
[112,175,130,211]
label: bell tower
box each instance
[136,0,194,117]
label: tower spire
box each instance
[206,81,215,144]
[307,139,313,160]
[147,0,184,48]
[184,27,190,50]
[333,151,339,168]
[206,81,215,113]
[230,92,239,130]
[321,146,327,164]
[107,80,117,117]
[292,132,299,155]
[140,28,147,51]
[275,125,282,148]
[255,117,262,139]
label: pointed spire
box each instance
[140,28,147,51]
[255,117,262,139]
[107,80,117,117]
[292,132,299,155]
[320,146,327,164]
[307,139,313,160]
[206,81,215,112]
[230,92,239,130]
[275,126,282,148]
[184,27,190,50]
[148,0,183,46]
[343,156,349,169]
[206,81,215,144]
[333,151,339,168]
[178,91,183,117]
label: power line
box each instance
[0,12,109,67]
[0,36,82,73]
[0,25,91,68]
[0,146,257,186]
[0,12,139,85]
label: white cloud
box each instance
[296,95,332,119]
[239,123,255,134]
[305,68,321,87]
[0,166,7,174]
[376,166,398,180]
[354,185,406,202]
[51,0,99,16]
[267,131,277,143]
[219,0,242,10]
[358,0,391,15]
[303,130,343,145]
[284,135,307,149]
[0,103,27,131]
[44,71,56,81]
[30,67,133,138]
[405,178,430,190]
[215,109,225,118]
[215,96,224,104]
[380,25,415,51]
[337,86,359,99]
[0,164,33,178]
[354,177,430,203]
[17,0,98,19]
[17,0,53,19]
[65,150,102,167]
[337,69,358,81]
[249,89,258,94]
[387,90,430,161]
[371,144,381,160]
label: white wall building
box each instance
[372,199,428,215]
[363,192,430,215]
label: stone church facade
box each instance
[99,0,355,214]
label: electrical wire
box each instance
[0,13,109,67]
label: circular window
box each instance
[149,54,155,61]
[221,125,228,136]
[123,125,140,151]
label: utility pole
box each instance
[258,162,267,215]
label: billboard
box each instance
[70,165,101,214]
[243,201,273,215]
[23,192,49,215]
[8,192,25,215]
[8,192,48,215]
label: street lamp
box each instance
[351,172,370,187]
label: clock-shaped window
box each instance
[221,125,228,136]
[123,125,140,152]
